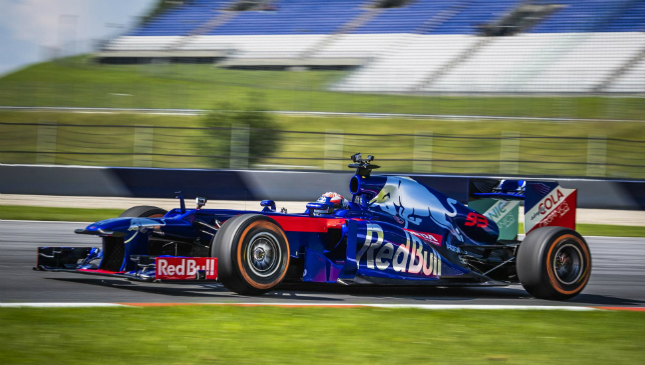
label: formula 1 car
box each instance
[36,153,591,300]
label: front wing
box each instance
[36,247,218,282]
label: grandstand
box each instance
[99,0,645,93]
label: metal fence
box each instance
[2,121,644,179]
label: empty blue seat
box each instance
[126,0,645,36]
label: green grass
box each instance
[0,307,643,365]
[1,56,644,120]
[0,205,124,222]
[2,205,644,237]
[575,224,645,237]
[2,111,644,177]
[1,57,644,177]
[518,223,645,238]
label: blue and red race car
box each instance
[37,153,591,300]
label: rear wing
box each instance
[468,179,577,239]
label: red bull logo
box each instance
[155,257,217,280]
[356,224,441,277]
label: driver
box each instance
[314,192,348,214]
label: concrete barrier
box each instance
[1,164,643,210]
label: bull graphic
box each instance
[369,176,464,241]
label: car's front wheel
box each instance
[119,205,167,218]
[213,214,290,295]
[517,226,592,300]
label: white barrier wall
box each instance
[513,32,645,93]
[333,34,477,93]
[314,34,403,58]
[103,32,645,93]
[104,36,181,51]
[180,35,327,58]
[607,58,645,93]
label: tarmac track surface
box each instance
[1,221,644,307]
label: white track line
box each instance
[365,304,596,310]
[1,106,642,122]
[0,303,126,308]
[0,302,598,310]
[224,303,597,311]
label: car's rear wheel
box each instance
[517,226,591,300]
[213,214,290,296]
[119,205,167,218]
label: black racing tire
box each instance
[517,226,592,301]
[119,206,167,218]
[213,214,290,296]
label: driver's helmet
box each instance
[315,192,348,214]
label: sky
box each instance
[0,0,157,76]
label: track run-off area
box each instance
[1,220,643,309]
[2,105,643,122]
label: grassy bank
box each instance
[1,56,644,120]
[0,306,643,365]
[1,111,644,177]
[2,205,644,237]
[518,222,645,238]
[0,205,124,223]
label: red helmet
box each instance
[316,192,348,213]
